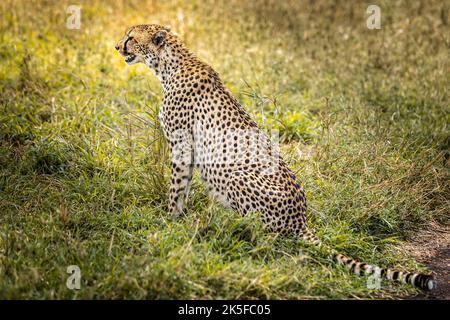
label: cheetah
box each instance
[115,24,436,290]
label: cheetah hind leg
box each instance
[225,170,305,234]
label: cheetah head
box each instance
[115,24,171,67]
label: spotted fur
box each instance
[115,24,436,291]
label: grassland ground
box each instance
[0,0,449,299]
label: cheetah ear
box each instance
[152,28,169,46]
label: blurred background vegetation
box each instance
[0,0,448,299]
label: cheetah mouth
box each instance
[124,54,137,64]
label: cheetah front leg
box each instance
[167,132,194,218]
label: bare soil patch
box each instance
[403,223,450,300]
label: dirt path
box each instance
[403,223,450,300]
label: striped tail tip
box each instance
[301,230,437,291]
[427,278,437,290]
[414,274,437,291]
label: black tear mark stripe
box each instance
[123,37,133,55]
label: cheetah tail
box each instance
[300,228,437,291]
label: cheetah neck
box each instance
[150,44,196,86]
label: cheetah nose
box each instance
[115,44,120,51]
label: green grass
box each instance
[0,0,449,299]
